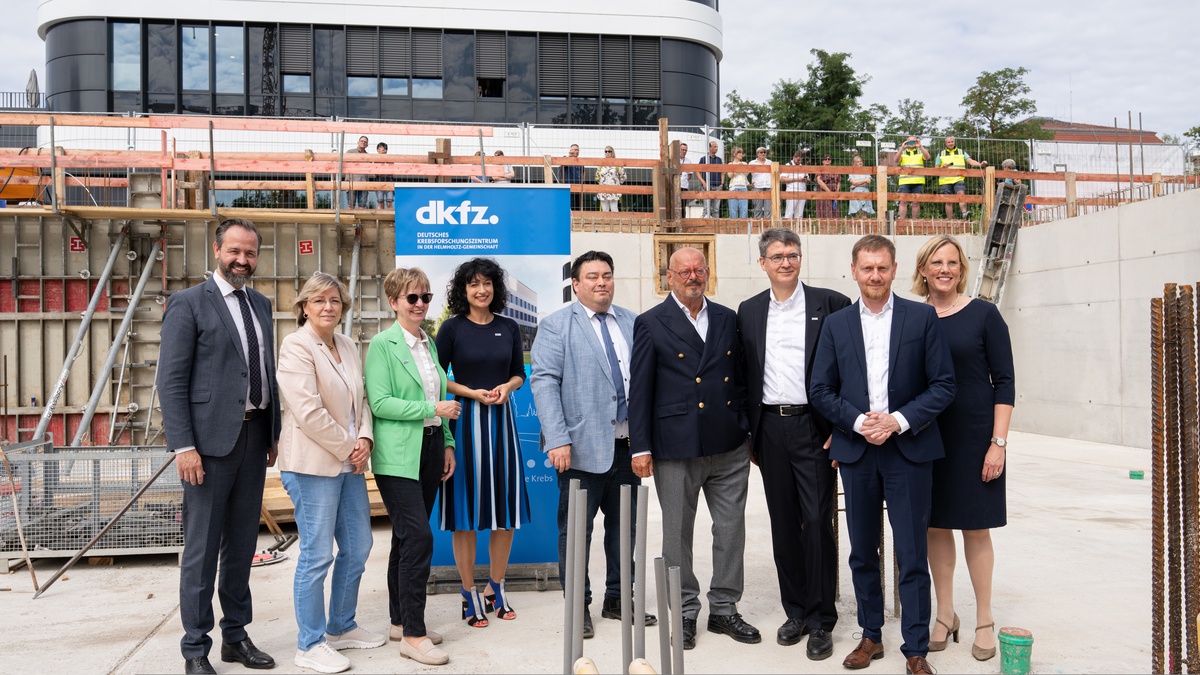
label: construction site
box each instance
[1,110,1198,674]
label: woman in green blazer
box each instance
[364,267,459,667]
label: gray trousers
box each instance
[654,441,751,620]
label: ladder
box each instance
[973,182,1027,305]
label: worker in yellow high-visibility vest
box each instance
[891,135,930,219]
[936,136,988,220]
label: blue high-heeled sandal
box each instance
[484,578,516,620]
[461,587,489,627]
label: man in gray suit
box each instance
[158,218,281,674]
[530,250,654,639]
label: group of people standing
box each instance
[531,231,1014,675]
[159,217,1013,675]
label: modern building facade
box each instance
[37,0,723,127]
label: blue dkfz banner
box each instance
[394,184,570,567]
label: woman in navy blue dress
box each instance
[435,258,531,629]
[911,235,1015,662]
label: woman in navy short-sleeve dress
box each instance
[435,258,531,629]
[911,235,1015,662]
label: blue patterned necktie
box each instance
[595,312,628,423]
[233,289,263,408]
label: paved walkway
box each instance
[1,431,1150,674]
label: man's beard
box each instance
[221,259,254,287]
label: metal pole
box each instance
[34,230,128,440]
[477,130,488,182]
[1128,111,1135,196]
[633,484,648,659]
[620,484,632,675]
[564,478,579,675]
[208,121,218,218]
[335,131,344,225]
[1139,112,1146,180]
[573,488,588,663]
[655,557,672,675]
[1114,118,1122,197]
[33,452,176,598]
[49,116,59,212]
[669,565,685,675]
[342,227,361,337]
[106,339,132,444]
[71,239,162,446]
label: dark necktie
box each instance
[595,312,628,423]
[233,289,263,408]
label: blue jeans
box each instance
[556,443,641,606]
[728,186,748,218]
[281,471,373,651]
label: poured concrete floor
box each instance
[1,430,1151,674]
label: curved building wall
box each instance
[38,1,722,126]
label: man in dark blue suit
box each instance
[158,219,281,674]
[629,247,759,651]
[809,234,955,675]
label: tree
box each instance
[1184,126,1200,143]
[796,49,869,131]
[884,98,940,136]
[956,67,1047,139]
[766,79,805,131]
[720,89,772,158]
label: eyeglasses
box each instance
[670,267,709,279]
[400,292,434,305]
[604,149,614,154]
[764,253,800,266]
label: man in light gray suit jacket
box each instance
[158,218,282,675]
[530,250,654,639]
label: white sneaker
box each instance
[294,642,351,674]
[326,626,386,650]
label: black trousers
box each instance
[757,407,838,631]
[376,428,443,637]
[555,441,641,606]
[179,414,270,659]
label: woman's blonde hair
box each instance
[910,234,969,297]
[293,272,350,326]
[383,267,431,305]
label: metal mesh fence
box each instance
[0,441,181,560]
[0,112,1190,215]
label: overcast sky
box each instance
[3,0,1196,139]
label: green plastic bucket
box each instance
[999,627,1034,675]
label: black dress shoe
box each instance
[183,656,216,674]
[707,613,762,644]
[600,595,659,626]
[777,618,810,646]
[583,608,595,639]
[220,637,275,669]
[681,618,697,650]
[806,628,834,660]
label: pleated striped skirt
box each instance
[437,399,531,531]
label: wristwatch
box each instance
[990,436,1007,447]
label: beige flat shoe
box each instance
[390,624,442,645]
[399,637,449,666]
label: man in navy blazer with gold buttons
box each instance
[629,246,760,650]
[809,234,954,675]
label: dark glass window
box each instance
[506,34,536,101]
[148,93,177,113]
[348,76,378,97]
[413,78,442,99]
[381,77,408,96]
[282,95,313,116]
[571,101,597,125]
[146,23,178,93]
[111,91,141,113]
[214,26,244,94]
[181,25,210,90]
[182,92,211,114]
[283,74,311,93]
[348,98,379,118]
[215,94,244,115]
[441,32,474,100]
[633,100,660,125]
[248,26,277,97]
[111,22,141,91]
[313,28,344,96]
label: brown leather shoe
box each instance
[842,637,884,669]
[905,655,934,674]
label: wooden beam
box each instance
[0,112,494,137]
[53,205,361,224]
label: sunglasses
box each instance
[401,292,434,305]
